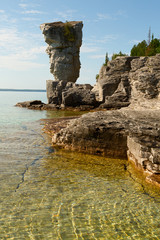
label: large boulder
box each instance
[62,83,96,107]
[46,80,67,105]
[46,80,96,107]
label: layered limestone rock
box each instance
[94,54,160,109]
[46,80,96,107]
[40,21,83,83]
[52,109,160,176]
[129,54,160,109]
[95,56,136,108]
[50,54,160,184]
[52,110,128,158]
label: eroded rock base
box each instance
[51,109,160,177]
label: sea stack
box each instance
[40,21,83,83]
[40,21,83,105]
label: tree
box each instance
[130,29,160,57]
[148,27,151,45]
[130,40,147,56]
[103,52,109,66]
[146,38,160,56]
[111,51,127,60]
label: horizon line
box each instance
[0,88,46,92]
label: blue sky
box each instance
[0,0,160,89]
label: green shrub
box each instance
[112,51,127,60]
[64,22,75,42]
[96,74,99,81]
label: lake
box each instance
[0,91,160,239]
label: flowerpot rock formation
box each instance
[40,21,97,107]
[40,21,83,83]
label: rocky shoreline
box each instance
[41,108,160,187]
[16,21,160,187]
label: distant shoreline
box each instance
[0,89,46,92]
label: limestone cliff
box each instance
[94,54,160,109]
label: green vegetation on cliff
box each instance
[112,51,128,60]
[64,21,75,42]
[130,38,160,56]
[96,29,160,79]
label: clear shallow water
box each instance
[0,91,160,239]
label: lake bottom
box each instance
[0,120,160,239]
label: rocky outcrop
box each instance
[40,21,83,83]
[61,82,96,107]
[129,54,160,109]
[40,21,97,107]
[52,110,128,158]
[40,20,160,110]
[15,100,45,109]
[46,80,96,107]
[94,54,160,109]
[52,109,160,177]
[49,54,160,182]
[96,57,136,107]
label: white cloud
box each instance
[115,10,127,18]
[19,3,28,9]
[55,9,77,21]
[0,55,46,71]
[22,17,40,21]
[97,13,112,20]
[15,46,46,60]
[129,40,141,45]
[97,10,127,21]
[0,10,5,13]
[89,53,113,59]
[87,35,117,45]
[0,28,44,52]
[22,10,44,14]
[89,54,105,59]
[0,27,46,71]
[81,45,100,53]
[0,12,17,24]
[0,28,24,50]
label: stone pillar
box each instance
[40,21,83,83]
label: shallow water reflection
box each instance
[0,120,160,239]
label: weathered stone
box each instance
[46,80,67,105]
[15,100,45,109]
[95,57,136,108]
[52,110,129,158]
[129,54,160,108]
[51,108,160,175]
[92,54,160,110]
[62,83,96,107]
[46,80,97,107]
[40,21,83,83]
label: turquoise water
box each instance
[0,91,160,239]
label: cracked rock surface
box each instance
[52,108,160,176]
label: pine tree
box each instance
[148,27,151,45]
